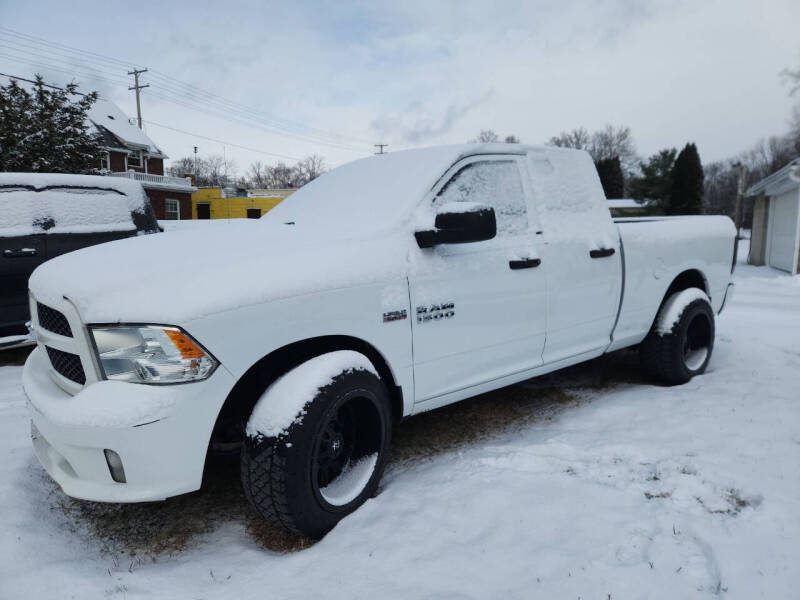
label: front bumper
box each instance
[24,347,236,502]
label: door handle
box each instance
[589,248,615,259]
[509,257,541,270]
[3,248,37,258]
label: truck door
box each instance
[527,152,623,363]
[409,155,547,406]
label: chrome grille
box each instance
[45,346,86,385]
[37,302,73,337]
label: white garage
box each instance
[746,159,800,275]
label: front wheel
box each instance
[640,289,715,385]
[241,357,392,538]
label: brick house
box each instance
[87,100,196,219]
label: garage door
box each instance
[768,191,799,272]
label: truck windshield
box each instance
[264,147,465,235]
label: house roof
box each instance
[86,99,167,159]
[746,158,800,198]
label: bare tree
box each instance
[166,156,196,177]
[246,161,269,188]
[548,127,592,151]
[548,125,637,171]
[205,155,235,187]
[472,129,500,143]
[781,65,800,97]
[504,135,521,144]
[591,125,638,172]
[167,154,236,186]
[295,154,326,184]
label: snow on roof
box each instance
[86,99,166,158]
[746,158,800,198]
[607,199,642,209]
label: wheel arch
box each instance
[648,268,710,332]
[208,335,404,453]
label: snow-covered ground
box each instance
[1,253,798,599]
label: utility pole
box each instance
[374,143,388,155]
[127,68,149,129]
[734,162,747,239]
[193,146,198,175]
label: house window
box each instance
[127,150,143,168]
[99,152,110,171]
[165,198,180,220]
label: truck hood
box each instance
[29,221,408,324]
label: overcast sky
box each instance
[2,0,799,173]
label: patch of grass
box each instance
[644,491,671,500]
[47,457,311,557]
[390,384,575,465]
[43,349,646,557]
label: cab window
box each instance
[434,160,527,236]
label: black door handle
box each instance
[3,248,37,258]
[509,258,541,270]
[589,248,615,259]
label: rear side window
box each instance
[434,160,528,236]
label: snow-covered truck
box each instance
[22,145,736,537]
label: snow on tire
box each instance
[240,352,392,538]
[640,288,715,386]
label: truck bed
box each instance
[609,215,736,352]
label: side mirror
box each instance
[415,202,497,249]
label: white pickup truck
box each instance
[23,144,735,537]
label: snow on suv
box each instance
[22,145,736,538]
[0,173,159,342]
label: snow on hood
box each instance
[29,219,408,324]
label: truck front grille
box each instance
[45,346,86,385]
[37,303,73,337]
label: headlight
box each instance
[89,325,218,384]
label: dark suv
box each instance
[0,173,159,339]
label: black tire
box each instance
[640,294,715,385]
[240,364,392,538]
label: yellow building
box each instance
[191,187,295,219]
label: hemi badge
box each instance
[383,309,407,323]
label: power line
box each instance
[0,70,308,163]
[143,120,304,162]
[0,26,375,149]
[0,48,363,151]
[0,70,89,95]
[0,45,367,152]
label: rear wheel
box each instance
[241,363,392,538]
[640,292,715,385]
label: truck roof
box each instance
[266,144,583,234]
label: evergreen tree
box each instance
[628,148,677,210]
[594,156,624,198]
[0,75,101,173]
[667,143,704,215]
